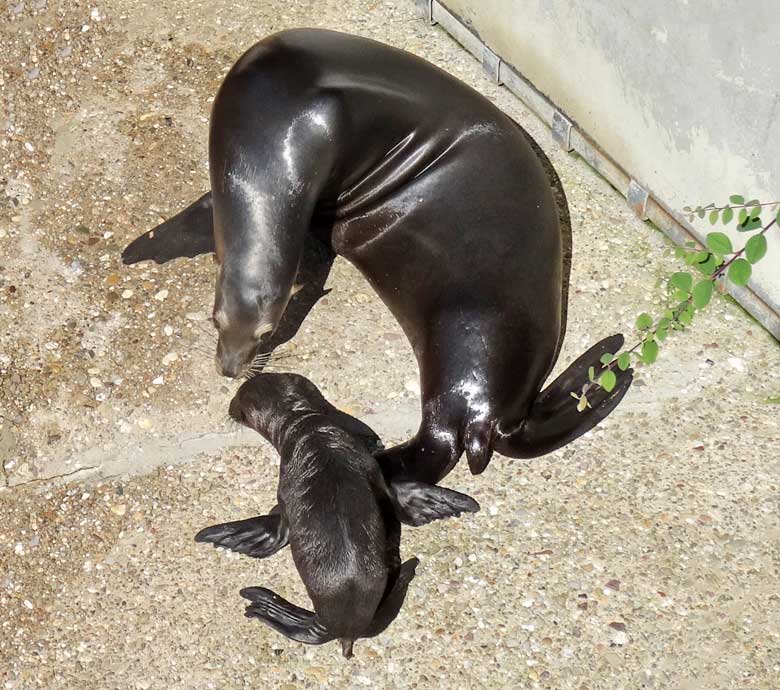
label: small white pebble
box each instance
[162,352,178,366]
[163,325,174,336]
[454,557,463,567]
[154,289,169,301]
[488,505,498,516]
[23,600,33,610]
[152,376,164,385]
[121,289,133,299]
[404,380,421,395]
[522,598,534,608]
[89,377,103,388]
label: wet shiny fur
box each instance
[123,29,633,484]
[195,373,479,657]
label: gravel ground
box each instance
[1,1,779,689]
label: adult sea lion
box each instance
[123,29,633,484]
[195,373,479,657]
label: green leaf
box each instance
[600,352,615,365]
[745,234,767,264]
[588,366,595,381]
[617,353,631,371]
[635,313,653,330]
[729,195,745,205]
[709,210,719,225]
[750,206,762,220]
[599,370,617,393]
[697,254,717,275]
[728,258,752,286]
[669,271,692,292]
[692,279,714,308]
[679,308,692,326]
[656,328,668,342]
[764,395,780,404]
[673,289,690,302]
[707,232,732,255]
[722,207,734,224]
[738,209,748,224]
[642,339,659,364]
[737,217,762,232]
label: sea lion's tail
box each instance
[468,334,633,472]
[121,191,214,265]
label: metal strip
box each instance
[627,179,650,220]
[481,45,501,84]
[414,0,436,24]
[414,0,780,340]
[551,111,573,152]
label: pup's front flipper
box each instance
[194,507,289,559]
[240,587,334,645]
[389,482,480,527]
[365,557,419,637]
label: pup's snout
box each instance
[228,395,242,423]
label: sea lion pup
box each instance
[123,28,633,484]
[195,373,479,657]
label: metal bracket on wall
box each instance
[414,0,436,25]
[482,46,502,84]
[551,110,573,152]
[627,179,650,220]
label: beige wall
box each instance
[441,0,780,329]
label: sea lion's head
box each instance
[212,261,297,379]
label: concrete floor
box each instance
[1,1,779,688]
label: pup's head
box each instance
[228,372,326,437]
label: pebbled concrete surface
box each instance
[1,1,779,689]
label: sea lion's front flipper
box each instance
[365,557,419,638]
[389,481,480,527]
[240,587,334,646]
[494,333,633,462]
[122,192,214,265]
[194,506,289,559]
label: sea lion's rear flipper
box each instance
[389,481,480,527]
[240,587,334,646]
[493,333,633,463]
[365,557,419,638]
[122,192,214,265]
[194,507,289,559]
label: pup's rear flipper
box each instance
[365,557,419,638]
[494,333,633,462]
[194,508,289,559]
[240,586,334,646]
[122,192,214,265]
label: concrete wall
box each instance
[433,0,780,336]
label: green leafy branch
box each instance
[572,195,777,412]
